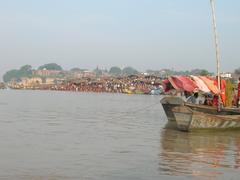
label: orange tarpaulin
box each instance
[199,76,219,94]
[214,78,226,106]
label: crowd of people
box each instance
[14,75,164,95]
[184,77,240,108]
[6,74,240,107]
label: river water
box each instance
[0,90,239,180]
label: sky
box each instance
[0,0,240,79]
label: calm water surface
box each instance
[0,90,239,180]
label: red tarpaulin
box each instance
[168,76,198,92]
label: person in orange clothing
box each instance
[214,76,226,106]
[237,77,240,108]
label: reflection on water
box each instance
[160,125,240,179]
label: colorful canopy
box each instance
[190,75,210,93]
[163,75,220,94]
[199,76,219,94]
[168,76,198,92]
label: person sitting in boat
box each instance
[183,91,191,101]
[186,92,199,104]
[204,93,213,106]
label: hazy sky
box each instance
[0,0,240,79]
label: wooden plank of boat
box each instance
[172,106,193,131]
[185,103,240,115]
[172,105,240,131]
[160,96,185,122]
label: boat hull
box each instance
[173,106,240,131]
[161,96,240,131]
[160,96,184,122]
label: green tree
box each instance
[20,65,32,71]
[122,67,138,76]
[70,68,81,72]
[199,69,210,76]
[19,65,32,77]
[70,68,87,72]
[190,69,212,76]
[234,67,240,75]
[109,66,122,76]
[38,63,63,71]
[3,65,33,82]
[3,69,19,82]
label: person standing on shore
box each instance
[237,77,240,108]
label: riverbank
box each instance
[7,75,164,95]
[0,82,5,89]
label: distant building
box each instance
[82,71,96,78]
[33,69,61,77]
[20,77,42,87]
[72,72,84,79]
[45,78,56,85]
[221,72,232,78]
[142,72,149,76]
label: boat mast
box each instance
[210,0,221,110]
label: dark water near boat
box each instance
[0,90,239,180]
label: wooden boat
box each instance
[161,96,240,131]
[160,0,240,131]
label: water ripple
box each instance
[0,91,239,180]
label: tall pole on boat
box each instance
[210,0,221,111]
